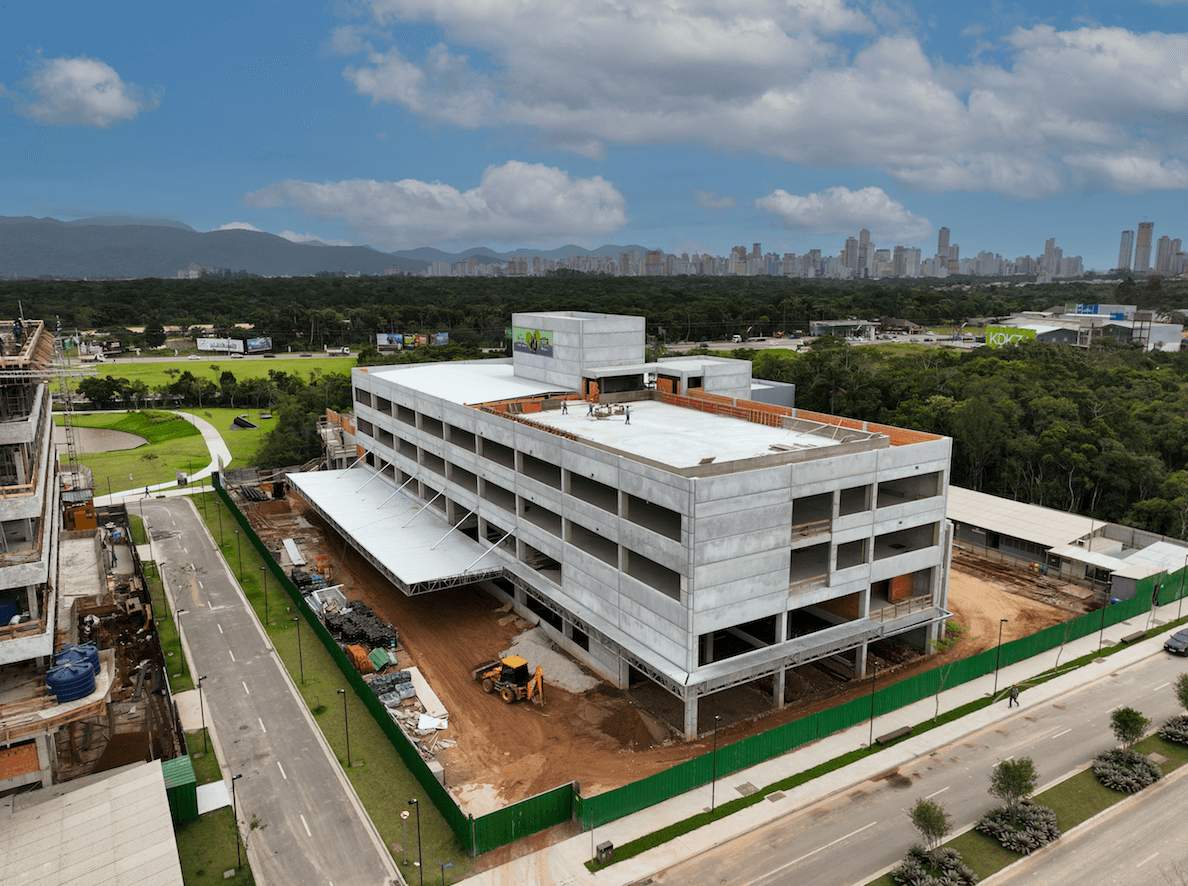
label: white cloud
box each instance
[242,160,627,248]
[278,231,356,247]
[336,3,1188,198]
[4,55,158,127]
[215,222,263,232]
[695,190,736,211]
[755,186,932,242]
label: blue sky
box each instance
[3,0,1186,269]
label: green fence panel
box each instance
[474,783,576,855]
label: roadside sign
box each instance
[400,810,410,820]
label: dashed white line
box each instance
[277,761,286,779]
[198,581,204,589]
[259,718,267,733]
[776,821,878,873]
[1137,852,1160,868]
[925,786,950,799]
[242,681,250,695]
[218,624,224,634]
[228,651,236,662]
[183,546,188,554]
[1052,727,1072,739]
[300,814,311,837]
[1155,682,1171,692]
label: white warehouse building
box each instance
[291,311,953,738]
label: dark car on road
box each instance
[1165,629,1188,655]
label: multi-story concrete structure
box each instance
[1118,230,1135,271]
[1135,222,1154,274]
[292,312,953,738]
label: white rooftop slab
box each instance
[1113,540,1188,580]
[0,760,183,886]
[1047,544,1128,572]
[365,361,561,405]
[287,468,502,590]
[947,486,1097,549]
[528,399,852,469]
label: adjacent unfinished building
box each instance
[291,312,953,738]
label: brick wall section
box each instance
[890,573,915,601]
[656,377,675,394]
[0,742,39,781]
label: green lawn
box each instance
[201,496,475,878]
[175,728,255,885]
[147,566,194,692]
[85,356,354,390]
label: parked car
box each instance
[1165,628,1188,655]
[187,354,200,360]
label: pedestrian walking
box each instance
[561,400,568,414]
[625,405,631,425]
[1008,684,1019,707]
[587,402,594,416]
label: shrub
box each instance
[1092,748,1162,793]
[1161,713,1188,745]
[975,799,1061,853]
[893,846,978,886]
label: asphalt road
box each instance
[648,650,1188,886]
[139,496,398,886]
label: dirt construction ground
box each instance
[246,497,1084,817]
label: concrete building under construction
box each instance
[293,311,954,738]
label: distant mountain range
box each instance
[0,215,655,279]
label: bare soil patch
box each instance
[244,496,1089,813]
[54,426,148,453]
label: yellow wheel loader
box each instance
[472,655,545,705]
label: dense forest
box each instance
[2,273,1183,351]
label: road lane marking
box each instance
[259,718,266,733]
[300,814,311,837]
[1052,728,1072,739]
[243,681,250,695]
[218,624,223,634]
[1137,852,1159,868]
[775,821,878,873]
[229,651,235,662]
[198,581,204,589]
[278,761,286,779]
[1155,682,1171,692]
[925,787,950,799]
[183,547,188,554]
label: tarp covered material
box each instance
[407,666,447,720]
[287,468,504,595]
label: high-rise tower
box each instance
[1118,230,1134,271]
[937,227,950,256]
[1135,222,1154,274]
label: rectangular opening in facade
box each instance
[571,625,589,651]
[396,436,417,461]
[792,492,832,538]
[872,568,934,609]
[525,594,564,631]
[567,471,617,513]
[482,438,516,470]
[381,462,396,480]
[625,548,680,599]
[421,483,447,513]
[355,388,372,408]
[420,450,446,477]
[786,607,836,641]
[790,542,829,588]
[483,519,515,554]
[625,494,681,541]
[447,425,476,452]
[877,471,941,507]
[521,452,562,489]
[357,417,374,437]
[599,374,644,394]
[521,498,561,536]
[699,615,777,665]
[838,484,870,516]
[449,464,477,494]
[874,523,938,560]
[397,404,416,426]
[376,427,394,448]
[522,542,562,584]
[480,479,515,514]
[567,521,617,566]
[375,395,393,416]
[836,538,867,571]
[421,415,444,439]
[815,591,861,622]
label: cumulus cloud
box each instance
[3,55,158,127]
[242,160,627,248]
[695,190,736,211]
[335,2,1188,198]
[215,222,263,232]
[279,231,355,247]
[755,186,932,242]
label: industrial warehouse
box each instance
[290,311,955,739]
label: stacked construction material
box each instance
[324,600,398,648]
[372,670,416,707]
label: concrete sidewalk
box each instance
[468,599,1185,886]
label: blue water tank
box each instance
[55,643,100,675]
[46,661,96,702]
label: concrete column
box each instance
[704,631,715,663]
[854,643,868,679]
[683,694,699,740]
[772,667,786,710]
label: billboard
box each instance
[415,334,429,347]
[985,326,1036,348]
[403,333,417,347]
[434,332,449,346]
[196,337,245,353]
[376,334,403,349]
[245,337,272,353]
[512,326,553,358]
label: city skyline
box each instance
[3,1,1187,271]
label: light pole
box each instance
[1180,553,1187,621]
[231,774,243,868]
[1099,581,1111,650]
[197,675,208,753]
[338,688,351,766]
[293,616,304,684]
[409,797,423,886]
[175,608,188,682]
[261,566,269,625]
[993,618,1008,696]
[710,714,722,811]
[216,493,223,541]
[234,530,242,579]
[440,861,453,885]
[868,661,879,747]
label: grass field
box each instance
[175,728,255,885]
[83,356,354,390]
[199,495,475,878]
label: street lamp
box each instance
[292,616,304,684]
[197,675,208,753]
[261,566,269,625]
[409,797,423,886]
[234,530,242,579]
[710,714,722,811]
[993,618,1008,696]
[1099,579,1112,651]
[868,660,880,747]
[338,688,351,766]
[216,494,223,541]
[231,774,243,868]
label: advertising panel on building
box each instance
[245,337,272,353]
[196,338,245,353]
[985,326,1037,348]
[512,327,553,357]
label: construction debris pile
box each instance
[325,599,399,648]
